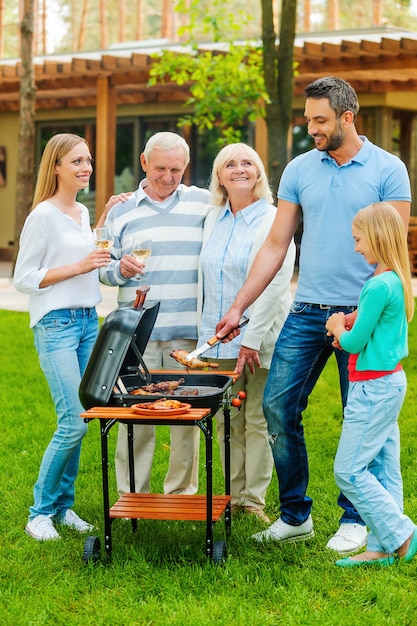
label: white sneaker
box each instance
[25,515,60,541]
[326,523,368,554]
[59,509,94,533]
[252,514,314,543]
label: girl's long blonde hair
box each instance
[32,133,90,209]
[353,202,414,321]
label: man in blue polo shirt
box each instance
[216,76,411,554]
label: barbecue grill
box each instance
[79,290,231,413]
[79,289,234,564]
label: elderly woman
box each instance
[197,143,295,522]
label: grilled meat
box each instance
[130,377,186,395]
[170,349,219,370]
[143,378,185,393]
[134,399,184,410]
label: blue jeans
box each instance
[30,308,98,520]
[334,371,414,553]
[263,301,361,526]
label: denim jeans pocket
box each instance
[39,310,73,329]
[289,301,309,315]
[34,311,76,354]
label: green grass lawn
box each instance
[1,308,417,626]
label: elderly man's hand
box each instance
[119,253,144,279]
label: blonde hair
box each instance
[142,132,190,166]
[353,202,414,321]
[32,133,90,208]
[209,143,273,207]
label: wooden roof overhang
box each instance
[0,53,191,112]
[2,30,417,213]
[293,34,417,95]
[2,31,417,113]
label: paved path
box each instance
[0,262,119,317]
[1,262,416,319]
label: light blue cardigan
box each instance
[197,204,296,369]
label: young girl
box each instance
[14,133,110,541]
[326,202,416,567]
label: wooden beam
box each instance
[95,75,116,223]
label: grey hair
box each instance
[142,132,190,166]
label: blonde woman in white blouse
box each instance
[14,133,110,541]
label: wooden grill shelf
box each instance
[110,494,231,521]
[80,404,232,564]
[82,405,212,424]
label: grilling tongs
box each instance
[185,317,249,362]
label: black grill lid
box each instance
[79,297,160,409]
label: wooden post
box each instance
[95,75,116,223]
[255,117,268,174]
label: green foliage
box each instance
[148,0,269,146]
[175,0,252,42]
[1,306,417,624]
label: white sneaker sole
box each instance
[25,525,60,541]
[253,529,315,543]
[59,523,94,533]
[326,537,368,555]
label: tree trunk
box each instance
[41,0,47,54]
[14,0,36,262]
[261,0,279,198]
[303,0,311,31]
[262,0,297,198]
[0,0,4,58]
[327,0,340,30]
[135,0,143,40]
[100,0,108,49]
[372,0,382,25]
[78,0,89,51]
[119,0,126,42]
[161,0,172,39]
[276,0,297,171]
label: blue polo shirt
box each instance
[278,136,411,305]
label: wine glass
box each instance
[130,236,152,280]
[93,227,114,251]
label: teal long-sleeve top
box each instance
[339,270,408,371]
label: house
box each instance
[1,27,417,262]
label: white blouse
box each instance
[14,200,102,327]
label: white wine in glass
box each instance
[131,237,152,280]
[93,227,114,250]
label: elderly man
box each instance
[100,132,211,496]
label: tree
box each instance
[148,0,269,146]
[149,0,298,195]
[77,0,89,51]
[262,0,298,195]
[13,0,36,262]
